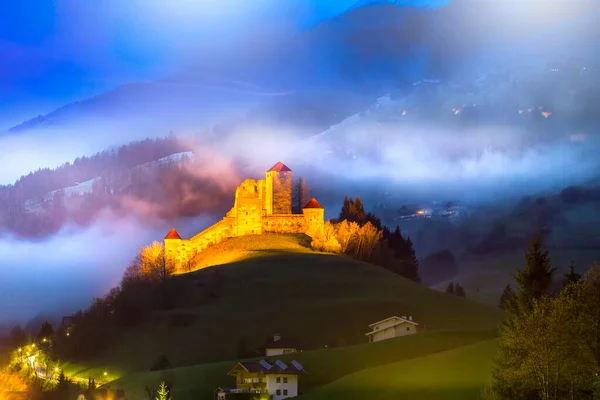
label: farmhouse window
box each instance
[276,377,280,383]
[283,377,288,383]
[283,390,288,395]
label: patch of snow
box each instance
[134,151,195,171]
[308,113,364,142]
[23,151,196,212]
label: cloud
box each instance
[0,208,216,325]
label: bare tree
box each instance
[354,222,382,261]
[139,241,177,282]
[181,248,200,273]
[334,220,360,254]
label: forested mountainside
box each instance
[0,134,243,239]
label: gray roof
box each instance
[228,360,306,376]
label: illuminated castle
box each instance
[164,162,324,264]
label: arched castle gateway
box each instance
[164,162,324,264]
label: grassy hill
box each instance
[63,233,504,396]
[300,338,499,400]
[109,331,498,400]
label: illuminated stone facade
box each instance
[164,162,324,264]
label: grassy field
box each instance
[57,233,506,400]
[109,330,498,400]
[68,234,504,378]
[300,338,499,400]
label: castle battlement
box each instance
[164,162,324,265]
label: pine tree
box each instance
[388,226,407,259]
[156,381,172,400]
[562,261,581,287]
[402,237,420,283]
[498,284,516,310]
[454,282,466,297]
[37,320,54,340]
[446,282,455,294]
[511,234,556,313]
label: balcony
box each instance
[235,382,267,392]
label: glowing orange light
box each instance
[542,111,552,118]
[417,210,425,215]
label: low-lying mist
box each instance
[2,98,600,327]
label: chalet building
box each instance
[264,334,301,357]
[365,316,418,343]
[216,359,306,400]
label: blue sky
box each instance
[0,1,351,129]
[0,0,450,130]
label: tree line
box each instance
[486,234,600,399]
[0,135,247,238]
[0,135,188,237]
[311,196,421,284]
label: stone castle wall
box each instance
[263,215,306,234]
[165,163,324,266]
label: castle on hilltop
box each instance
[164,162,325,264]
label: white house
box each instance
[216,359,306,400]
[265,334,300,357]
[365,316,418,343]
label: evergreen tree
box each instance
[446,282,455,294]
[9,325,28,349]
[156,381,172,400]
[56,371,71,393]
[498,284,516,310]
[402,237,420,283]
[511,234,556,313]
[454,282,466,297]
[338,196,381,228]
[37,320,54,340]
[562,260,581,287]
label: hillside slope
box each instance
[106,331,497,400]
[300,338,499,400]
[72,234,504,377]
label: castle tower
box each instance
[265,162,293,215]
[164,227,182,256]
[302,198,325,235]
